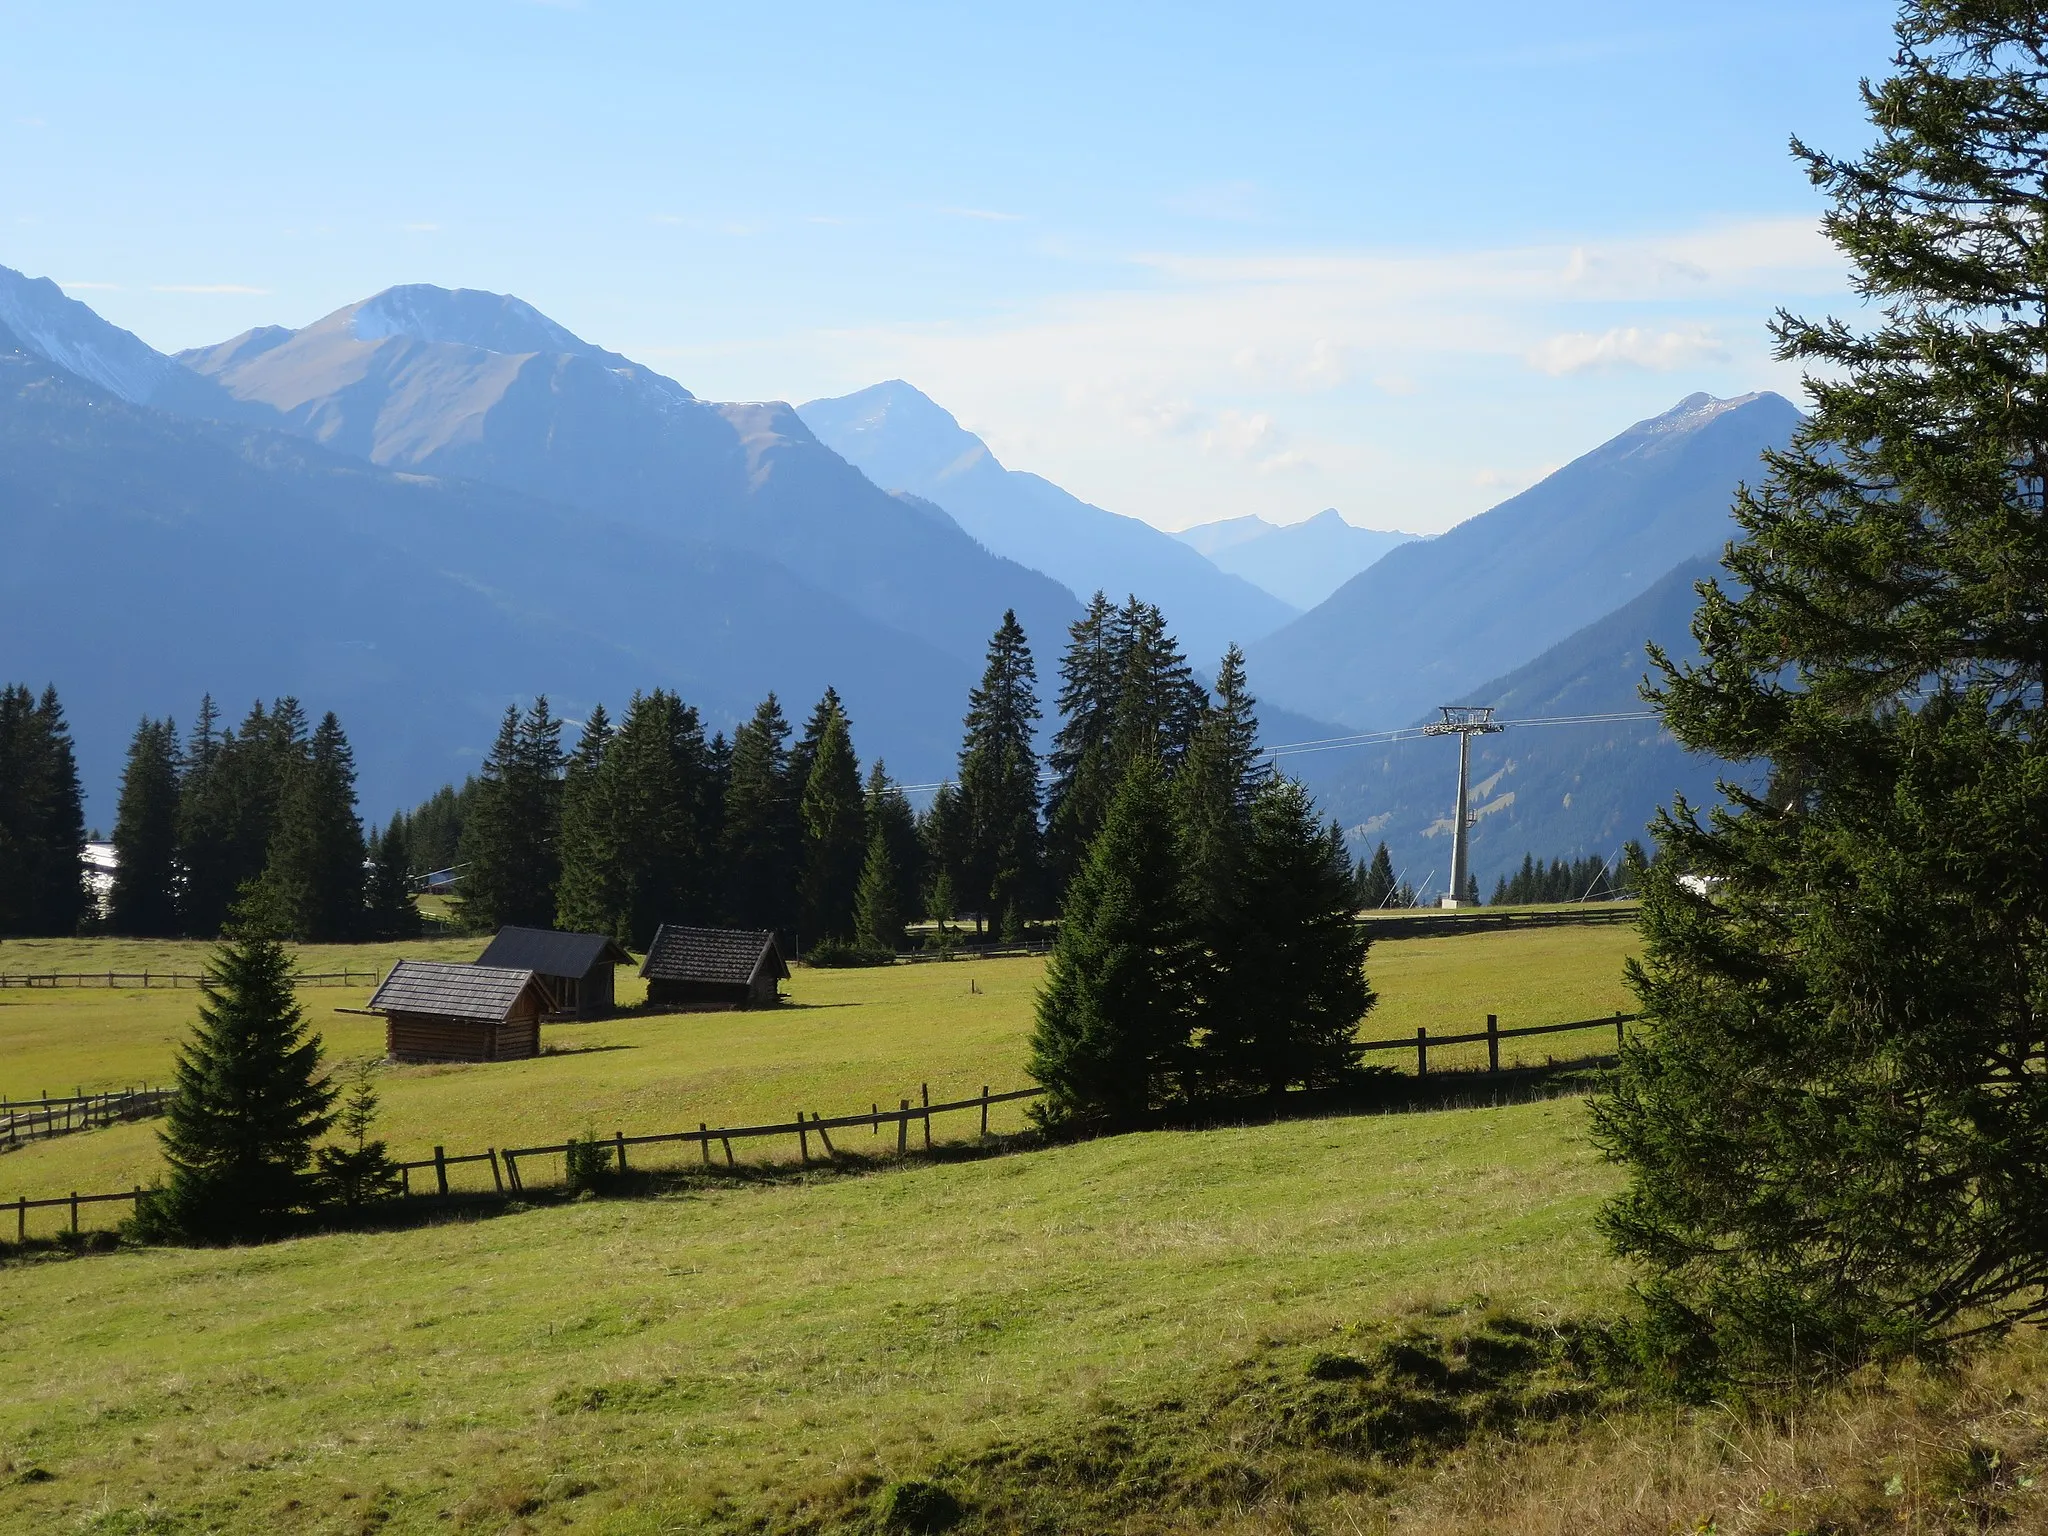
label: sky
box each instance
[1,1,1897,535]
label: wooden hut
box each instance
[369,960,549,1063]
[640,925,787,1010]
[475,926,633,1019]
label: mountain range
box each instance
[1175,509,1419,610]
[1248,391,1803,732]
[797,380,1294,665]
[0,260,1792,875]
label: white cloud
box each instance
[58,281,122,292]
[1527,324,1729,375]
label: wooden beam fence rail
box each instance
[1358,1012,1637,1078]
[0,970,379,989]
[12,1187,147,1240]
[2,1088,173,1144]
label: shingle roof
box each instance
[369,961,538,1023]
[639,925,786,985]
[476,926,632,977]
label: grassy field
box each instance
[0,1093,1620,1535]
[0,924,1641,1215]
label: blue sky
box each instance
[2,1,1895,534]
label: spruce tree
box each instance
[364,814,423,940]
[252,712,365,942]
[110,717,182,937]
[798,696,866,942]
[920,781,968,934]
[1028,757,1192,1130]
[0,685,88,936]
[853,820,905,954]
[865,761,924,930]
[1359,842,1397,909]
[1594,0,2048,1386]
[403,779,474,878]
[176,696,240,936]
[457,700,565,932]
[554,703,624,939]
[957,611,1044,928]
[722,694,799,932]
[146,933,338,1242]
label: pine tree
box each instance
[110,716,182,937]
[798,695,866,942]
[251,712,365,942]
[176,695,240,936]
[1045,595,1206,889]
[957,611,1044,928]
[1028,757,1192,1130]
[920,781,968,935]
[1198,777,1374,1098]
[313,1059,402,1211]
[145,934,338,1242]
[1593,0,2048,1387]
[0,685,88,936]
[364,814,423,940]
[401,779,474,878]
[554,703,624,939]
[853,821,905,954]
[457,700,565,932]
[866,761,924,928]
[722,694,799,931]
[1359,842,1397,909]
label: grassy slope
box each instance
[0,926,1641,1214]
[0,1096,1617,1534]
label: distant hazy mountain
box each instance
[1248,391,1802,730]
[0,303,997,819]
[176,288,1080,669]
[1291,555,1755,892]
[1176,508,1419,609]
[797,380,1296,665]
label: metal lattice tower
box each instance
[1422,706,1504,907]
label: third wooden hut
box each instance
[640,925,787,1011]
[475,926,633,1019]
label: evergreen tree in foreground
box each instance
[146,933,337,1242]
[1197,776,1373,1099]
[853,819,905,954]
[1029,757,1191,1130]
[110,716,182,937]
[1594,0,2048,1389]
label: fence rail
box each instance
[1358,1011,1636,1076]
[1358,905,1638,940]
[2,1087,172,1144]
[0,969,378,990]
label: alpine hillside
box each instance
[1247,391,1802,730]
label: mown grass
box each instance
[0,925,1641,1216]
[0,1095,1620,1535]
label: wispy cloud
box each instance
[59,281,122,292]
[150,283,271,295]
[1528,324,1729,375]
[943,207,1024,223]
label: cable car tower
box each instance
[1423,706,1504,907]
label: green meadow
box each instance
[0,922,1643,1534]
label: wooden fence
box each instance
[1360,1012,1635,1076]
[1357,906,1638,940]
[2,1087,171,1144]
[0,969,378,989]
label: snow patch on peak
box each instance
[1643,390,1767,433]
[349,285,591,356]
[0,265,174,404]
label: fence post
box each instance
[797,1113,810,1166]
[1487,1015,1499,1074]
[69,1192,78,1234]
[812,1112,836,1159]
[980,1086,990,1138]
[1416,1028,1429,1081]
[1614,1011,1625,1051]
[872,1102,879,1136]
[488,1150,504,1193]
[15,1195,23,1242]
[898,1098,910,1154]
[699,1122,711,1166]
[921,1083,932,1149]
[503,1152,521,1193]
[401,1165,411,1196]
[614,1132,627,1173]
[434,1145,449,1196]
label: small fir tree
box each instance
[145,933,338,1242]
[364,813,423,940]
[1028,757,1192,1130]
[853,821,905,954]
[1358,842,1397,909]
[313,1059,401,1210]
[865,761,924,930]
[798,696,866,942]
